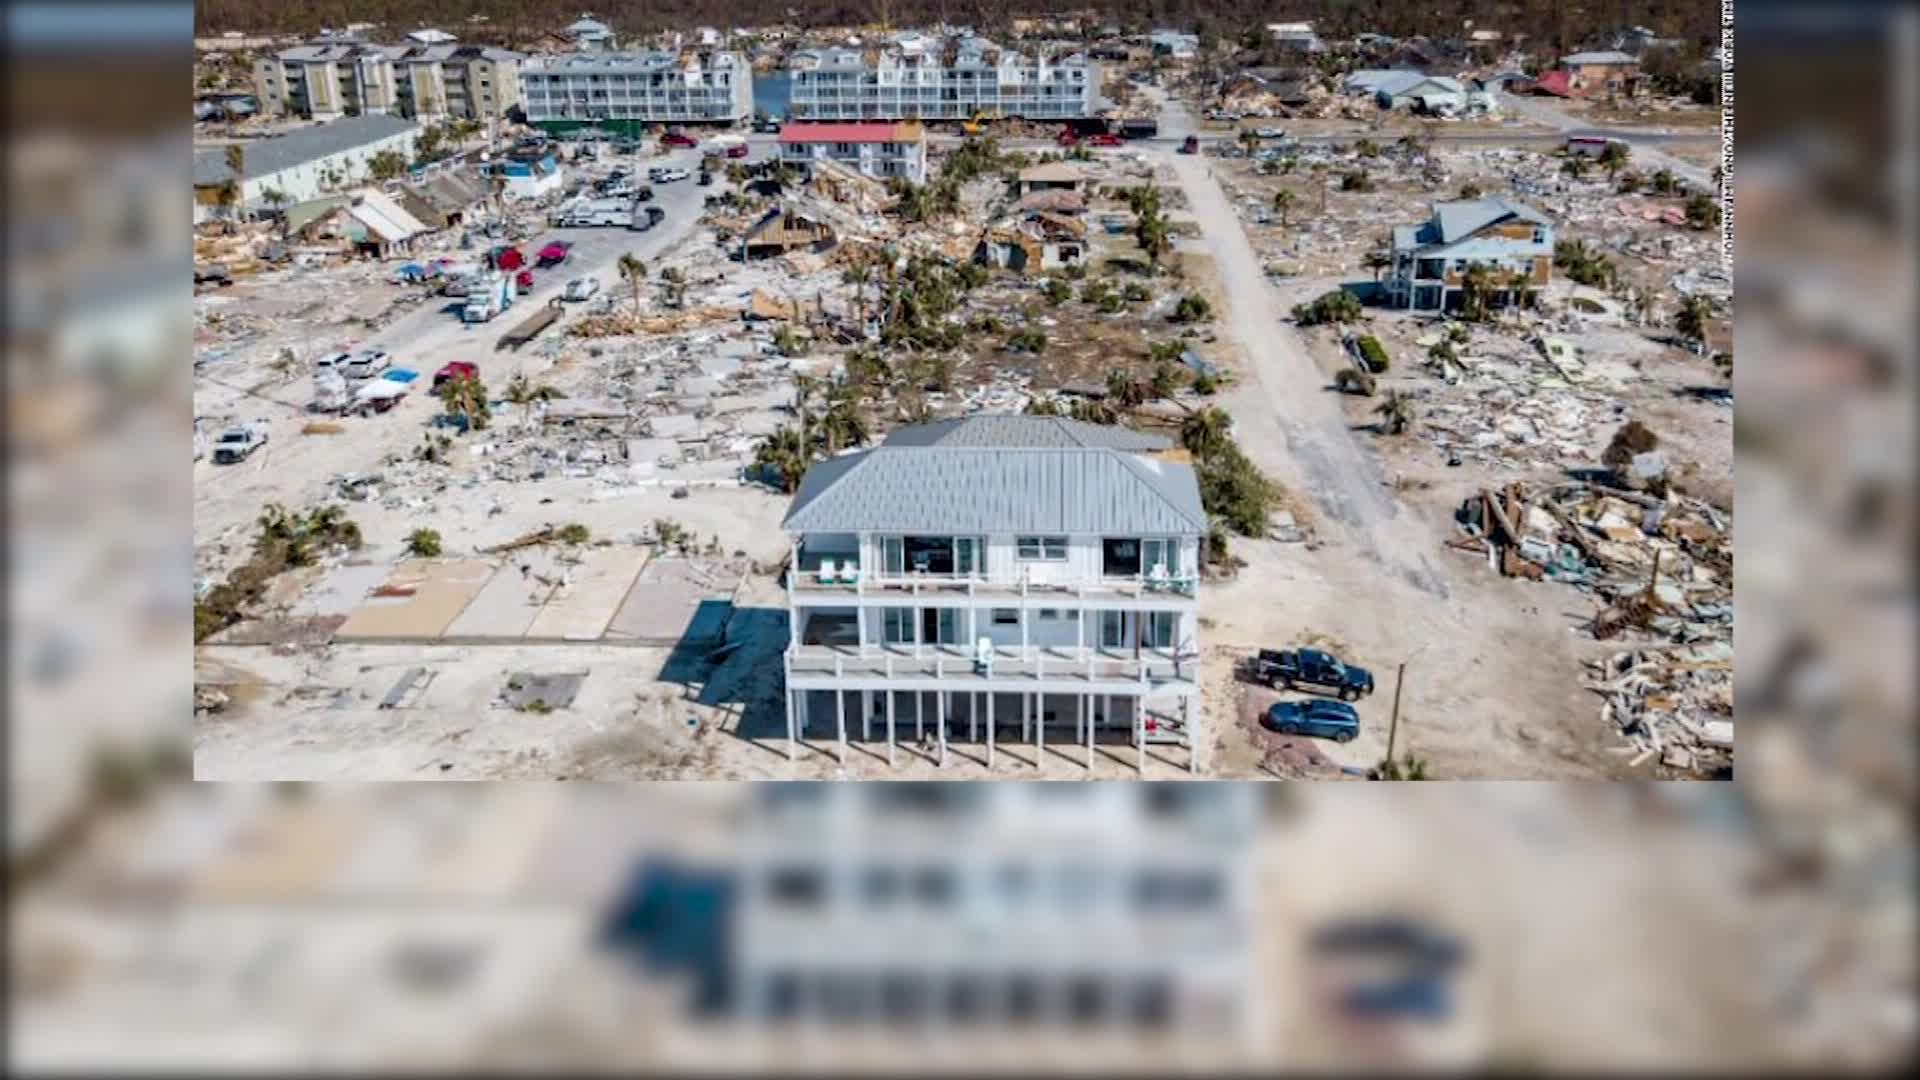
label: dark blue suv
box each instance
[1264,699,1361,742]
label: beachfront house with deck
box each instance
[779,416,1207,774]
[1384,197,1554,312]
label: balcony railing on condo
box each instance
[784,643,1197,687]
[787,565,1199,600]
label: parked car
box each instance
[563,276,601,301]
[660,132,697,148]
[536,241,573,267]
[1087,132,1124,147]
[1311,916,1466,1023]
[1057,129,1080,146]
[210,421,270,464]
[634,184,655,202]
[515,269,535,294]
[1262,699,1362,742]
[628,204,667,231]
[1179,134,1200,154]
[489,246,525,271]
[1251,648,1376,699]
[314,351,354,378]
[725,143,750,159]
[697,170,714,186]
[432,361,479,387]
[753,116,782,134]
[1254,126,1287,139]
[652,167,691,183]
[342,348,391,379]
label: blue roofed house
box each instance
[1385,198,1553,312]
[778,415,1208,772]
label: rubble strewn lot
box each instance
[196,70,1730,780]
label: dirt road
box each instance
[1498,91,1716,190]
[1163,148,1450,597]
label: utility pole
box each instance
[1384,659,1408,764]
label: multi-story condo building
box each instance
[777,121,928,183]
[780,416,1207,774]
[519,50,754,133]
[253,41,523,122]
[1385,197,1554,311]
[786,33,1100,121]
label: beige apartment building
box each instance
[254,41,523,123]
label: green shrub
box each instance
[1355,335,1390,373]
[1292,289,1363,326]
[1172,293,1213,323]
[405,528,443,557]
[1334,368,1377,396]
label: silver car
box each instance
[563,277,601,302]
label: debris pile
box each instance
[1450,479,1732,772]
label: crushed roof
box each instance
[1433,197,1551,242]
[785,417,1200,535]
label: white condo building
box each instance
[520,50,754,126]
[780,416,1206,773]
[786,33,1100,121]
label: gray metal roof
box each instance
[1561,51,1637,65]
[192,115,418,187]
[783,444,1205,535]
[882,415,1171,451]
[1432,198,1550,243]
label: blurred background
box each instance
[6,0,1916,1071]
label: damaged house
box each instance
[741,208,837,260]
[976,210,1087,273]
[1385,198,1553,312]
[1343,70,1496,116]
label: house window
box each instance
[1017,536,1067,561]
[883,608,914,644]
[1532,227,1545,242]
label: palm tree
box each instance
[436,372,490,431]
[1373,390,1415,435]
[843,260,873,325]
[1598,141,1630,180]
[1136,212,1172,266]
[1237,129,1259,155]
[1149,362,1181,401]
[753,425,813,492]
[1650,167,1678,195]
[1560,154,1589,180]
[1459,262,1496,321]
[1179,407,1233,458]
[1106,369,1147,410]
[791,372,819,448]
[1270,189,1296,226]
[618,254,647,314]
[1363,247,1392,281]
[819,399,870,454]
[1675,294,1713,346]
[224,143,246,188]
[1501,267,1536,311]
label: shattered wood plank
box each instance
[1482,489,1521,547]
[1546,505,1609,570]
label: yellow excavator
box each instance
[960,108,1002,136]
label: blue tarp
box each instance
[384,368,419,384]
[1179,350,1219,377]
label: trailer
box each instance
[461,271,515,323]
[496,298,565,351]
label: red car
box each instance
[491,246,525,271]
[1056,129,1080,146]
[433,361,479,387]
[1087,133,1124,147]
[536,241,572,267]
[515,269,535,293]
[661,132,697,148]
[725,143,750,158]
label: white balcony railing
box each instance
[787,565,1199,600]
[783,643,1199,688]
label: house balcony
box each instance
[784,643,1198,694]
[787,565,1199,603]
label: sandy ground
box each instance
[1499,91,1715,190]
